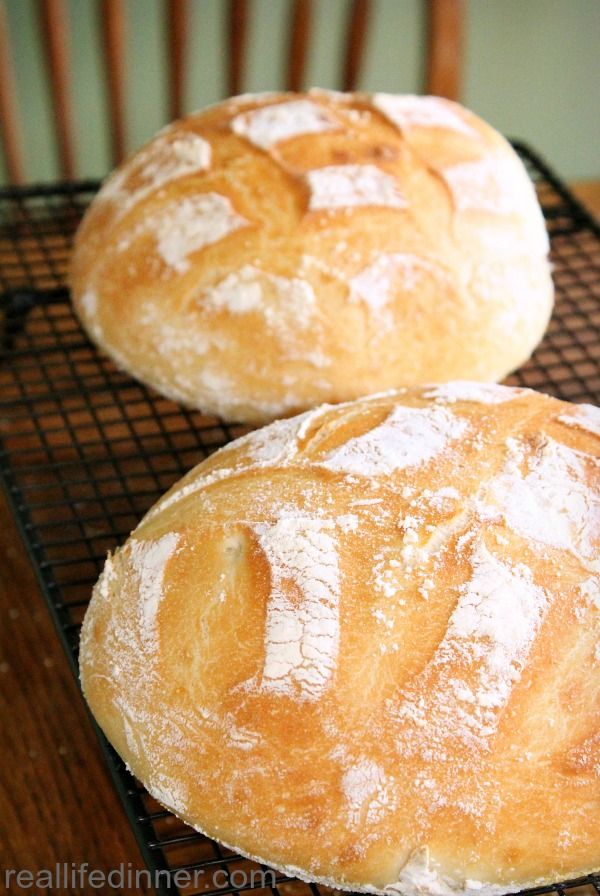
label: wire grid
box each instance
[0,148,599,896]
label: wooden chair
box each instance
[0,0,464,185]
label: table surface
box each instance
[0,182,598,895]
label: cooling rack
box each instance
[0,145,599,896]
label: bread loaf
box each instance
[80,383,600,895]
[71,92,553,423]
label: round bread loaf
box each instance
[80,383,600,895]
[71,91,553,423]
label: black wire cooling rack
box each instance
[0,145,599,896]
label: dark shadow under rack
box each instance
[0,144,599,896]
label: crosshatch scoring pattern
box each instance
[0,145,599,896]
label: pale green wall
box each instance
[464,0,600,182]
[1,0,598,185]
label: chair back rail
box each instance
[40,0,76,179]
[100,0,127,168]
[343,0,372,92]
[426,0,463,101]
[0,1,25,183]
[168,0,188,121]
[287,0,312,92]
[228,0,248,97]
[0,0,463,184]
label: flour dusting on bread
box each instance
[254,515,341,699]
[201,264,317,330]
[349,254,447,316]
[558,404,600,438]
[322,405,467,476]
[99,131,212,212]
[306,164,406,211]
[153,194,249,273]
[128,533,180,648]
[441,154,531,215]
[372,93,477,137]
[487,437,600,563]
[423,382,525,405]
[342,759,394,827]
[395,541,549,752]
[232,99,337,149]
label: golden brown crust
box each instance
[71,92,553,423]
[80,384,600,895]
